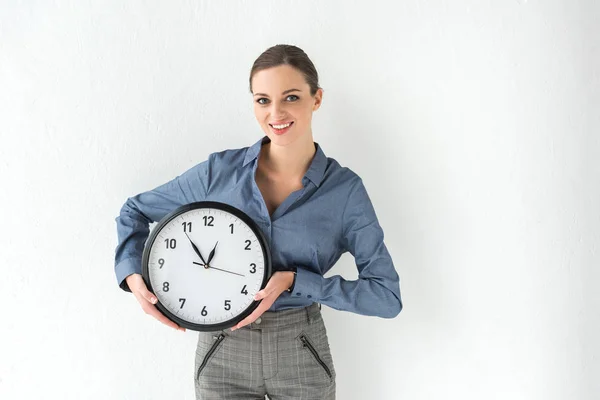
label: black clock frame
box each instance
[142,201,272,332]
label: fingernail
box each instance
[151,297,157,303]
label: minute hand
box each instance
[185,232,207,265]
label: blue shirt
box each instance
[114,136,402,318]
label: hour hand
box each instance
[185,232,207,264]
[206,241,218,266]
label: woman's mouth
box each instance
[269,121,294,135]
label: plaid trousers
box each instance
[194,302,336,399]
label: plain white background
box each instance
[1,1,598,399]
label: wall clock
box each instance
[142,201,271,331]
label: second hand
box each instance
[192,262,245,277]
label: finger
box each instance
[254,290,268,300]
[254,276,287,300]
[144,303,186,332]
[232,298,272,331]
[138,287,158,305]
[254,279,278,300]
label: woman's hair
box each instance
[249,44,321,96]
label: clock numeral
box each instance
[241,285,248,295]
[203,216,214,227]
[164,238,176,249]
[244,240,251,250]
[163,282,170,292]
[249,263,256,274]
[179,298,186,309]
[158,258,165,269]
[182,222,192,233]
[229,223,234,234]
[201,306,208,317]
[224,300,231,311]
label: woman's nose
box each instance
[270,103,286,118]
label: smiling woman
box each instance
[114,44,402,400]
[250,60,323,149]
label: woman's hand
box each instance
[125,273,186,332]
[230,271,294,331]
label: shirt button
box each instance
[255,317,262,324]
[296,293,301,296]
[307,295,312,299]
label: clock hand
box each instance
[206,241,219,266]
[192,262,245,277]
[208,265,245,277]
[185,232,207,265]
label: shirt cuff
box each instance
[289,266,324,301]
[115,257,142,292]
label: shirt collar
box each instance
[243,136,327,187]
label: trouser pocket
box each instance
[196,332,226,381]
[297,332,333,381]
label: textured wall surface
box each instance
[1,1,598,399]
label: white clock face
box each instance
[146,206,268,328]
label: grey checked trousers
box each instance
[194,302,336,399]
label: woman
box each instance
[114,44,402,400]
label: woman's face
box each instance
[252,64,323,147]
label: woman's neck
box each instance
[260,135,316,179]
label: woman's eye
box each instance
[256,95,298,105]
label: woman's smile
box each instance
[269,121,294,135]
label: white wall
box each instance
[1,1,598,399]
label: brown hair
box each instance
[249,44,321,96]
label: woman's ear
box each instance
[313,88,324,111]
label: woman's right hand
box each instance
[125,273,186,332]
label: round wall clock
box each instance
[142,201,272,331]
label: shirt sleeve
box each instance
[114,159,210,292]
[290,177,403,318]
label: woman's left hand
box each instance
[230,271,294,331]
